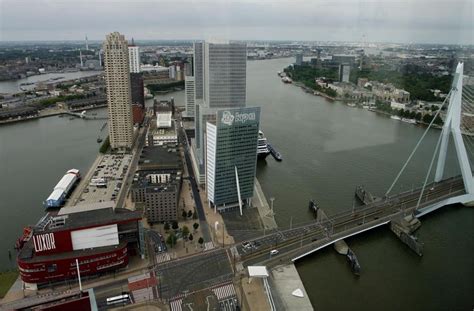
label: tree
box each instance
[193,222,199,231]
[171,221,179,230]
[182,210,187,219]
[188,233,193,242]
[192,211,198,220]
[198,237,204,247]
[166,232,177,248]
[164,223,170,231]
[182,226,190,239]
[187,210,193,218]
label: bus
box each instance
[106,293,130,305]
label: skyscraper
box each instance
[206,107,260,213]
[184,76,195,118]
[128,45,140,73]
[204,41,247,108]
[103,32,133,151]
[191,41,249,185]
[193,42,204,101]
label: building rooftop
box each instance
[138,145,182,171]
[36,207,141,234]
[132,170,181,190]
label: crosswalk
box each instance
[169,297,183,311]
[211,283,236,300]
[204,241,215,251]
[169,283,237,311]
[156,253,171,264]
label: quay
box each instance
[270,264,313,311]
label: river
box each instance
[0,71,102,94]
[0,58,472,310]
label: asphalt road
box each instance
[155,248,233,300]
[93,278,130,310]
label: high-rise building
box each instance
[206,107,260,212]
[204,41,247,108]
[103,32,133,151]
[295,53,303,66]
[128,45,141,73]
[130,72,144,107]
[184,61,193,77]
[338,64,351,83]
[191,41,248,185]
[169,65,176,80]
[184,76,195,118]
[193,42,204,100]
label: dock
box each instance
[270,264,314,311]
[253,177,278,230]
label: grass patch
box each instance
[0,270,19,298]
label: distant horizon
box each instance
[0,38,472,47]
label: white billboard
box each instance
[71,224,119,250]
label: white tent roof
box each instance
[248,266,269,278]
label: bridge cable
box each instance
[463,136,474,168]
[416,128,444,209]
[385,90,451,196]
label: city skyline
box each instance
[0,0,472,45]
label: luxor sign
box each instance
[33,233,56,252]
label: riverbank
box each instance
[0,104,107,126]
[0,270,18,299]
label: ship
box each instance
[43,169,81,209]
[281,76,293,84]
[267,143,283,161]
[401,118,417,124]
[390,115,402,121]
[257,131,271,160]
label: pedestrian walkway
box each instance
[253,178,278,230]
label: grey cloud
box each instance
[0,0,472,43]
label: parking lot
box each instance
[75,154,132,205]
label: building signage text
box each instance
[33,233,56,252]
[221,110,256,126]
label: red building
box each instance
[16,204,143,289]
[133,103,145,125]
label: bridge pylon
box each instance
[434,62,473,204]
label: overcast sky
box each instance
[0,0,472,44]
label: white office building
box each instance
[184,76,195,118]
[128,45,141,73]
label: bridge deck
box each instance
[237,176,468,267]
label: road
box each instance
[93,278,130,310]
[176,114,211,242]
[234,176,466,267]
[155,248,233,300]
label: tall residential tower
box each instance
[103,32,133,151]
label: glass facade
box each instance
[207,107,260,206]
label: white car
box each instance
[270,249,279,256]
